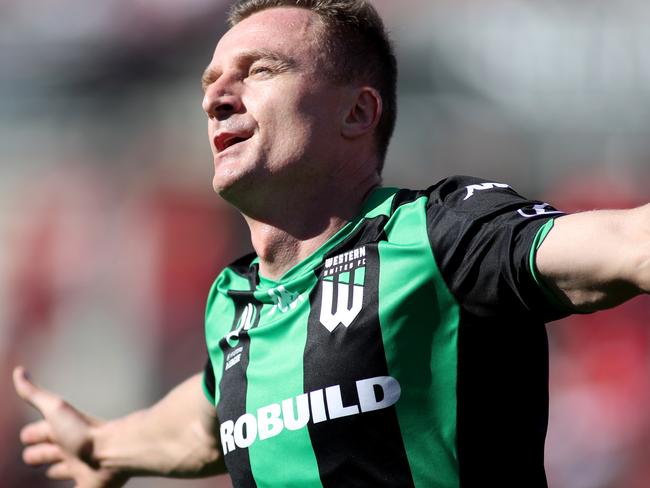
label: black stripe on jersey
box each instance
[204,357,215,400]
[456,312,550,487]
[390,188,429,215]
[216,271,262,488]
[228,253,261,287]
[304,222,415,487]
[422,177,556,486]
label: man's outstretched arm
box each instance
[13,367,224,487]
[536,203,650,312]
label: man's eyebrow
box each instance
[201,49,296,91]
[238,48,296,67]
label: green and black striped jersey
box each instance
[203,175,571,487]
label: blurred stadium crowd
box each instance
[1,1,649,487]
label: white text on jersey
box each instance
[219,375,401,455]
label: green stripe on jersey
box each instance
[246,276,323,487]
[378,195,460,487]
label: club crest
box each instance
[319,246,367,332]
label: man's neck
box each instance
[244,174,380,281]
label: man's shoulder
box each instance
[381,175,512,213]
[423,175,515,205]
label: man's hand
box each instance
[13,366,129,487]
[14,367,223,486]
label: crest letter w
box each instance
[319,280,364,332]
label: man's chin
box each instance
[212,170,239,194]
[213,175,246,205]
[213,180,233,198]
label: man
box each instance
[13,1,650,487]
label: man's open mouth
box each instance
[214,132,252,153]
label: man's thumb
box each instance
[13,366,59,415]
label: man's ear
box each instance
[341,87,382,140]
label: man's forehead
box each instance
[213,7,321,60]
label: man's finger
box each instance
[20,420,53,445]
[22,443,64,466]
[13,366,61,415]
[46,461,73,480]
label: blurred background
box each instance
[1,0,649,486]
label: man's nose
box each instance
[202,82,243,120]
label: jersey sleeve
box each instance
[202,357,216,405]
[425,175,573,322]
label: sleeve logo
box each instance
[463,182,510,200]
[517,203,564,218]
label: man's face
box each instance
[202,7,349,203]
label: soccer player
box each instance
[13,1,650,486]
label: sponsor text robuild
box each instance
[220,376,401,455]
